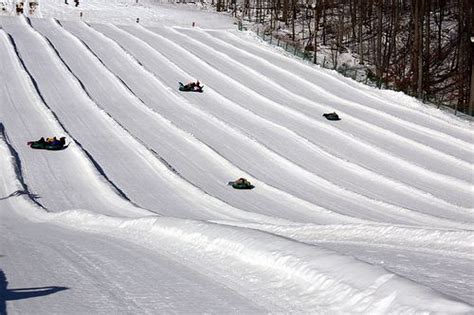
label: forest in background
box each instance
[210,0,473,115]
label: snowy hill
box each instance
[0,0,473,313]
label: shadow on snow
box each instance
[0,269,68,315]
[0,190,41,201]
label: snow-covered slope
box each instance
[0,0,473,312]
[0,26,145,216]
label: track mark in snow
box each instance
[0,123,46,209]
[6,25,136,207]
[56,20,182,179]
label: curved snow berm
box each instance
[18,211,474,313]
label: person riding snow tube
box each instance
[323,112,341,121]
[28,137,67,150]
[179,81,203,93]
[228,178,254,190]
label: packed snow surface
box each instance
[0,0,473,313]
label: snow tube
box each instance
[28,137,68,150]
[323,112,341,121]
[179,82,203,93]
[228,180,255,190]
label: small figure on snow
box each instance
[323,112,341,121]
[28,1,38,13]
[16,2,24,15]
[228,178,254,190]
[178,80,204,92]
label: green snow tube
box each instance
[28,138,68,150]
[228,180,255,190]
[179,82,203,93]
[323,112,341,121]
[30,143,64,150]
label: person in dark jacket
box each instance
[50,138,62,147]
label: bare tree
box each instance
[375,0,383,87]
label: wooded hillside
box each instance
[215,0,473,115]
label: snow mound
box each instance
[27,209,474,313]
